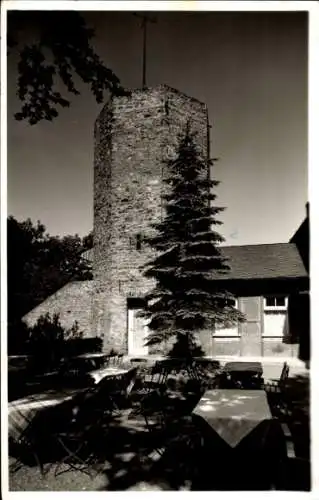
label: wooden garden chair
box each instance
[271,419,310,490]
[265,362,290,393]
[264,362,290,416]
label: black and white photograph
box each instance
[1,0,315,493]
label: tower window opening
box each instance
[136,233,143,251]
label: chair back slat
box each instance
[280,362,289,381]
[279,362,289,389]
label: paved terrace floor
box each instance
[7,371,310,492]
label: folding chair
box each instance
[102,368,137,409]
[269,418,305,490]
[116,354,124,365]
[128,362,170,416]
[265,362,290,393]
[52,384,116,477]
[8,396,68,477]
[171,358,207,385]
[133,389,177,456]
[107,353,124,366]
[92,376,121,412]
[122,367,138,397]
[264,362,290,416]
[134,362,169,395]
[268,415,310,490]
[133,389,203,468]
[9,416,50,476]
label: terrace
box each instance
[7,357,310,491]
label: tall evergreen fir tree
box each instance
[141,130,245,358]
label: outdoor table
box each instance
[8,388,85,442]
[190,389,287,490]
[88,366,135,385]
[223,361,263,374]
[8,367,135,442]
[221,361,263,389]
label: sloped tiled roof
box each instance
[82,243,307,281]
[215,243,308,280]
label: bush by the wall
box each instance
[8,313,103,374]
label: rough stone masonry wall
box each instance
[93,85,209,353]
[92,103,114,342]
[23,281,95,336]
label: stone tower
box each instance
[93,85,209,355]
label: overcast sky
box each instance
[7,9,308,245]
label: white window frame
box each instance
[263,296,288,338]
[263,296,288,311]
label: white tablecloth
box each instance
[90,366,134,385]
[192,389,272,447]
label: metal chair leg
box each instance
[54,437,93,477]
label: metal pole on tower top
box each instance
[133,13,157,89]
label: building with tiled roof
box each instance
[82,242,308,282]
[24,237,309,362]
[23,86,310,365]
